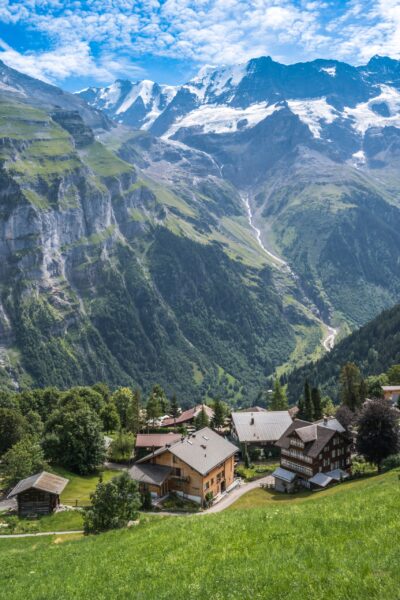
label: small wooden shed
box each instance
[7,471,69,517]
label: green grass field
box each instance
[0,469,399,599]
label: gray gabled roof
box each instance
[272,467,297,483]
[8,471,69,499]
[129,464,172,486]
[231,411,292,443]
[315,417,345,434]
[138,427,238,476]
[326,469,349,481]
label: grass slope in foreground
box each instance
[1,470,400,599]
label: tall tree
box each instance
[195,406,210,430]
[101,402,120,434]
[112,388,134,429]
[0,409,28,455]
[270,380,288,410]
[126,389,141,434]
[311,387,323,420]
[339,363,363,411]
[212,399,225,429]
[304,380,314,421]
[43,397,105,474]
[356,400,399,471]
[387,364,400,385]
[170,395,180,419]
[3,436,47,486]
[146,386,163,427]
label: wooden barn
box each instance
[7,471,69,517]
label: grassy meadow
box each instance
[1,469,399,599]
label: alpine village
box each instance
[2,7,400,597]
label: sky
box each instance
[1,1,400,91]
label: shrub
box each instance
[109,432,135,463]
[381,454,400,471]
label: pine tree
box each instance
[304,380,314,421]
[195,406,210,430]
[126,389,141,434]
[212,399,225,429]
[311,387,323,420]
[339,363,362,411]
[170,395,179,419]
[270,380,288,410]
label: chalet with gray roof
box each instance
[231,410,292,450]
[273,419,351,492]
[129,427,238,505]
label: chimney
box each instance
[323,416,328,426]
[250,413,254,425]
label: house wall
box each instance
[280,432,352,480]
[17,490,58,516]
[147,451,235,503]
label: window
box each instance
[211,478,214,485]
[204,481,210,490]
[173,455,177,463]
[173,467,181,477]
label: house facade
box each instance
[129,427,237,505]
[382,386,400,405]
[273,419,351,492]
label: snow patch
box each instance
[99,81,124,109]
[344,85,400,134]
[320,66,336,77]
[163,102,281,137]
[351,150,366,168]
[287,98,338,138]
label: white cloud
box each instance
[1,0,400,85]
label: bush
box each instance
[109,432,135,463]
[141,491,153,510]
[382,454,400,471]
[84,472,141,534]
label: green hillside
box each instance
[1,470,399,599]
[286,301,400,403]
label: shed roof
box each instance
[231,411,292,443]
[137,427,238,476]
[308,473,332,487]
[135,433,182,448]
[272,467,297,483]
[326,468,349,481]
[8,471,69,499]
[129,464,172,486]
[382,386,400,392]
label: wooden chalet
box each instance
[129,427,238,506]
[160,404,214,429]
[273,419,351,492]
[7,471,69,516]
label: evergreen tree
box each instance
[297,396,305,419]
[195,406,210,430]
[270,380,288,410]
[311,387,323,420]
[146,387,162,427]
[126,390,141,434]
[170,395,179,419]
[339,363,362,411]
[387,364,400,385]
[212,399,225,429]
[357,400,399,471]
[304,380,314,421]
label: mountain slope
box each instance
[286,302,400,403]
[79,55,400,335]
[0,63,326,401]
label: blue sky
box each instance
[0,1,399,90]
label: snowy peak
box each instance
[78,79,178,129]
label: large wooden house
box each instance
[129,427,238,505]
[7,471,69,516]
[273,419,352,492]
[231,410,292,451]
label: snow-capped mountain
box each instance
[78,55,400,161]
[79,79,177,129]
